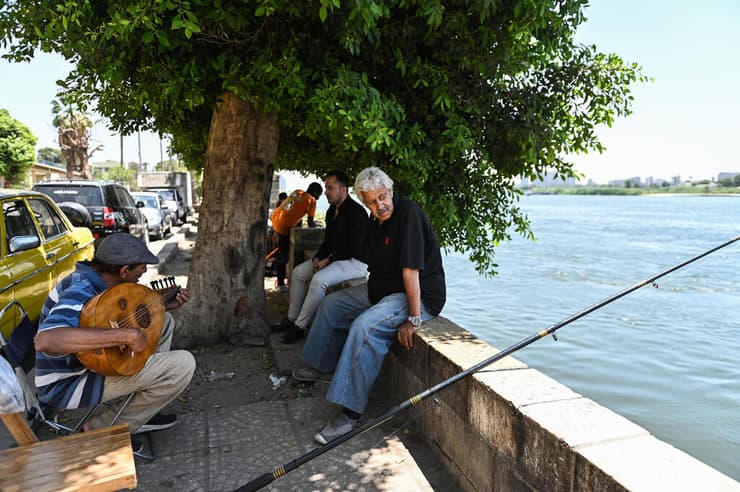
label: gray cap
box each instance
[95,233,160,265]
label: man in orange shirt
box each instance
[271,182,323,289]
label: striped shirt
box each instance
[35,262,106,409]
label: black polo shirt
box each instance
[367,195,446,316]
[316,195,370,264]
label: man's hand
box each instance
[126,328,148,353]
[397,320,419,350]
[165,288,191,311]
[313,257,330,272]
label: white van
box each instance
[149,188,186,224]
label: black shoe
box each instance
[271,318,294,333]
[281,325,305,344]
[134,412,177,434]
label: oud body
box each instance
[77,282,170,376]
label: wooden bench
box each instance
[0,413,136,491]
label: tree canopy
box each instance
[37,146,65,165]
[1,0,645,274]
[0,108,37,185]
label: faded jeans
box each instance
[288,258,367,330]
[301,283,433,414]
[89,313,195,432]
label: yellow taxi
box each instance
[0,189,94,339]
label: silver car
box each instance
[149,188,186,225]
[131,192,172,240]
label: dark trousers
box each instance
[276,232,290,286]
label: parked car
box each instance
[0,189,95,338]
[32,180,149,245]
[130,191,172,241]
[148,188,186,225]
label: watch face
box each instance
[408,316,422,327]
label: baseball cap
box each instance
[95,233,160,265]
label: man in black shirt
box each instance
[278,171,370,343]
[298,167,446,445]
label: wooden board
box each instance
[0,423,137,491]
[1,412,39,445]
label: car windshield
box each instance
[37,186,104,206]
[132,195,158,208]
[156,190,176,201]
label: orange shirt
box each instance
[271,190,317,235]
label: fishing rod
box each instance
[235,235,740,492]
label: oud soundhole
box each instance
[136,304,151,329]
[118,297,127,311]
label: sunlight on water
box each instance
[441,194,740,480]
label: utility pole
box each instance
[137,131,142,171]
[120,134,124,167]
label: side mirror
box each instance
[136,201,145,208]
[8,235,41,254]
[59,202,93,228]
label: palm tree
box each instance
[51,99,102,179]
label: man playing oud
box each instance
[34,233,195,440]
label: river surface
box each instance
[440,194,739,480]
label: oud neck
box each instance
[150,276,181,304]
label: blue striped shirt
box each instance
[35,262,106,409]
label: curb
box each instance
[153,223,191,276]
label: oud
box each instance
[77,277,181,376]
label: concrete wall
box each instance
[379,317,739,491]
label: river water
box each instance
[441,194,739,480]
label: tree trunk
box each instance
[59,128,76,179]
[173,92,278,347]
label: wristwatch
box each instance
[407,315,422,328]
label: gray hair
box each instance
[354,167,394,196]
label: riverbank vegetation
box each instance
[527,184,740,195]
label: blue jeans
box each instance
[301,283,433,414]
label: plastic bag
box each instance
[0,356,25,413]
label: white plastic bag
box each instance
[0,356,25,414]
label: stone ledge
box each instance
[381,316,739,491]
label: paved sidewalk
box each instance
[1,220,455,491]
[134,221,454,490]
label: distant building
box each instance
[717,172,739,182]
[27,161,84,185]
[519,170,576,188]
[643,176,666,187]
[90,160,138,173]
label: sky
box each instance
[1,1,738,184]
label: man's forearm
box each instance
[402,268,421,316]
[35,326,142,355]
